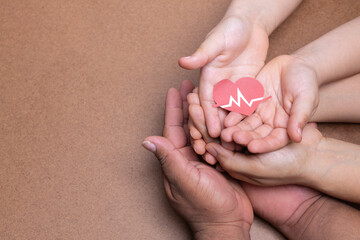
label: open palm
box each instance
[179,16,269,138]
[144,81,253,233]
[221,55,319,153]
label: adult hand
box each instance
[207,122,322,185]
[143,80,253,239]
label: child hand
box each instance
[179,15,269,138]
[221,55,319,153]
[188,89,242,165]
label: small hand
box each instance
[143,80,253,238]
[221,55,319,153]
[179,16,269,138]
[187,89,241,165]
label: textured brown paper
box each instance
[1,0,360,239]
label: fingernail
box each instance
[184,56,192,59]
[142,141,156,153]
[297,127,302,136]
[206,146,217,157]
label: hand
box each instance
[143,80,253,239]
[187,89,241,165]
[221,55,319,153]
[179,14,269,138]
[241,183,323,239]
[207,123,323,186]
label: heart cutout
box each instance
[213,78,271,116]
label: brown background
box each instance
[1,0,360,239]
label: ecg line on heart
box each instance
[213,88,271,108]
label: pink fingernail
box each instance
[297,127,302,136]
[142,141,156,153]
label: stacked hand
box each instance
[143,81,325,239]
[144,81,253,239]
[179,15,269,138]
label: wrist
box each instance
[223,0,271,34]
[224,0,302,35]
[193,222,251,240]
[300,135,329,188]
[285,196,360,239]
[289,53,322,86]
[280,195,327,239]
[304,136,360,203]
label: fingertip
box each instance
[208,126,221,138]
[178,53,207,70]
[180,80,194,99]
[221,141,235,151]
[247,141,264,154]
[233,131,252,146]
[190,127,202,140]
[288,123,303,143]
[142,140,157,153]
[220,128,234,143]
[203,153,217,165]
[194,139,206,155]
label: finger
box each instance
[187,93,200,105]
[287,93,318,143]
[235,113,263,131]
[189,118,202,140]
[247,128,289,153]
[189,103,214,143]
[224,112,246,128]
[187,92,203,140]
[143,136,187,179]
[232,124,272,146]
[218,107,228,129]
[180,80,194,129]
[220,140,236,151]
[221,125,240,143]
[200,97,222,138]
[193,139,206,155]
[144,136,198,186]
[206,143,264,178]
[163,88,187,148]
[178,31,224,70]
[220,113,263,143]
[203,152,217,165]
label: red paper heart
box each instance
[213,78,271,116]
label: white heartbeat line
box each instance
[214,88,271,108]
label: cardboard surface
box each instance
[1,0,360,239]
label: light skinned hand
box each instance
[143,80,253,239]
[207,123,322,186]
[221,55,319,153]
[179,14,269,138]
[188,89,241,165]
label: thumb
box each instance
[206,143,256,175]
[143,136,189,181]
[287,93,318,143]
[178,31,224,70]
